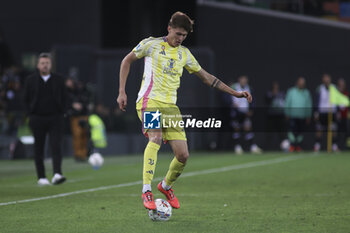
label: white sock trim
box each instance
[142,184,152,193]
[161,180,171,191]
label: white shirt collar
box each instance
[41,74,51,82]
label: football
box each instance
[280,139,290,152]
[148,199,172,221]
[88,152,104,169]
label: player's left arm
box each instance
[194,68,252,103]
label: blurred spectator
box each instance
[264,81,285,150]
[314,74,339,152]
[284,77,312,152]
[0,29,15,134]
[88,106,108,154]
[66,77,91,161]
[94,103,111,127]
[230,75,262,154]
[0,29,14,75]
[336,78,349,150]
[0,77,7,132]
[2,68,25,135]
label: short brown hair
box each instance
[168,11,194,33]
[38,52,52,60]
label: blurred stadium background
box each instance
[1,1,350,232]
[0,0,350,159]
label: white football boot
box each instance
[51,173,66,185]
[250,144,263,154]
[235,145,243,155]
[37,178,51,186]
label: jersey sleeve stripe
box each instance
[136,57,153,103]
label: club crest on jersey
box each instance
[159,45,166,55]
[178,51,182,60]
[167,59,176,69]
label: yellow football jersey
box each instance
[132,37,201,104]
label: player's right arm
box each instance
[117,52,138,111]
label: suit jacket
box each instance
[23,71,67,115]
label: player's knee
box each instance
[177,151,189,164]
[149,135,162,145]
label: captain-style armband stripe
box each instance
[211,78,221,88]
[211,79,218,87]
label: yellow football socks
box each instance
[143,141,160,185]
[164,157,185,187]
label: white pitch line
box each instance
[0,154,316,207]
[181,155,313,178]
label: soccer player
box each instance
[117,12,252,210]
[230,75,262,154]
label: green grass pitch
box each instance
[0,152,349,233]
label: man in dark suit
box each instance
[23,53,67,185]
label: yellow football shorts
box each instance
[136,97,187,142]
